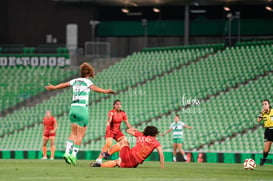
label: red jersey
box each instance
[108,109,127,133]
[43,116,57,134]
[131,131,161,164]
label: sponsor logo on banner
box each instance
[0,56,70,67]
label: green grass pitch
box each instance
[0,159,272,181]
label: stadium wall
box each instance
[0,55,70,67]
[0,151,272,165]
[1,1,272,47]
[0,0,96,46]
[97,18,273,37]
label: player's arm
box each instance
[257,111,263,123]
[45,82,70,91]
[160,128,172,136]
[106,112,113,127]
[127,128,138,136]
[184,125,193,129]
[156,146,165,169]
[90,85,115,94]
[52,119,58,133]
[124,119,132,129]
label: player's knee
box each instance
[74,136,83,145]
[43,140,48,146]
[69,133,76,140]
[105,139,112,148]
[105,142,111,148]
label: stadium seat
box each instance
[0,41,272,152]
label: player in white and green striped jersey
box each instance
[45,62,115,165]
[161,114,192,162]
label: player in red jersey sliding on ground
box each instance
[95,100,132,164]
[90,126,164,168]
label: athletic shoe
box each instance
[50,157,54,160]
[69,155,77,166]
[89,162,101,167]
[101,152,110,160]
[63,153,71,164]
[41,157,47,160]
[183,155,188,161]
[260,158,266,166]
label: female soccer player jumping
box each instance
[95,100,132,164]
[161,114,192,162]
[45,62,114,165]
[90,126,164,168]
[258,99,273,166]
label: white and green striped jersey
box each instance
[170,121,185,138]
[69,78,93,107]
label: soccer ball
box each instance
[243,158,256,170]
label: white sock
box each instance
[65,140,74,154]
[183,154,188,161]
[96,158,102,164]
[173,156,176,161]
[72,145,79,157]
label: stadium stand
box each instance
[0,41,272,153]
[0,45,69,55]
[0,67,77,112]
[0,43,219,150]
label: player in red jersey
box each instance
[41,110,58,160]
[90,126,164,168]
[95,100,132,164]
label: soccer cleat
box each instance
[183,155,188,161]
[69,155,77,166]
[89,162,101,167]
[63,153,72,164]
[260,158,266,166]
[41,157,47,160]
[101,152,110,160]
[50,157,54,160]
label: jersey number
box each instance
[73,89,81,99]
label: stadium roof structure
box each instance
[51,0,270,6]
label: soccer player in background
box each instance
[90,126,164,168]
[160,114,192,162]
[41,110,57,160]
[45,62,115,165]
[258,99,273,166]
[95,100,132,164]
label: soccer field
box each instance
[0,160,272,181]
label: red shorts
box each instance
[43,132,56,139]
[105,127,124,141]
[119,146,139,168]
